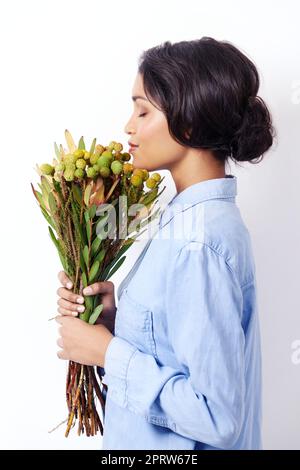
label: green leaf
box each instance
[85,296,93,312]
[48,226,68,271]
[154,183,167,201]
[138,179,166,206]
[54,142,61,161]
[78,136,86,150]
[82,271,88,287]
[58,250,68,271]
[91,235,102,257]
[85,210,92,240]
[48,226,59,249]
[133,206,161,233]
[48,192,57,215]
[86,220,91,240]
[40,176,52,208]
[102,240,132,278]
[105,256,126,280]
[72,184,82,205]
[83,245,89,268]
[94,212,110,240]
[33,188,47,212]
[94,247,106,265]
[120,238,135,253]
[40,207,56,229]
[84,183,92,206]
[89,203,97,220]
[65,129,76,153]
[88,304,104,325]
[78,224,88,245]
[141,188,158,206]
[79,308,90,323]
[79,223,87,246]
[84,210,90,224]
[88,260,100,283]
[80,250,86,272]
[89,137,97,157]
[52,179,63,202]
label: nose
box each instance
[124,113,136,135]
[124,123,135,135]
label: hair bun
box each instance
[230,95,276,163]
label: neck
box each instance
[169,149,226,194]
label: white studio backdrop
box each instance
[0,0,299,450]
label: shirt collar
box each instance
[159,174,237,229]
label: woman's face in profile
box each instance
[124,72,187,171]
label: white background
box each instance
[0,0,299,450]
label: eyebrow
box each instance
[132,95,148,102]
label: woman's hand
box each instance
[56,271,117,334]
[55,315,113,367]
[55,271,116,366]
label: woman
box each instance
[55,37,275,450]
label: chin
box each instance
[132,154,145,169]
[132,154,160,172]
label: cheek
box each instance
[140,116,164,141]
[142,117,170,153]
[150,127,184,165]
[135,115,185,170]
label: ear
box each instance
[184,127,192,140]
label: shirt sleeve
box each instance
[102,241,246,449]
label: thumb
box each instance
[82,281,113,296]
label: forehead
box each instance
[131,72,161,111]
[131,73,148,101]
[132,95,148,102]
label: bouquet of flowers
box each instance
[31,130,165,437]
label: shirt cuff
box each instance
[102,336,138,407]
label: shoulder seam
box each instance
[180,240,253,288]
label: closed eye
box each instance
[138,113,147,117]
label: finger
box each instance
[82,281,114,296]
[56,287,84,304]
[58,306,78,317]
[57,349,67,360]
[57,298,85,313]
[57,337,64,348]
[55,314,73,325]
[58,271,73,289]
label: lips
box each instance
[128,141,139,153]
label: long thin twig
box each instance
[48,418,68,433]
[65,363,84,437]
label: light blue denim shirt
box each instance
[98,174,262,450]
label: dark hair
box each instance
[138,37,276,165]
